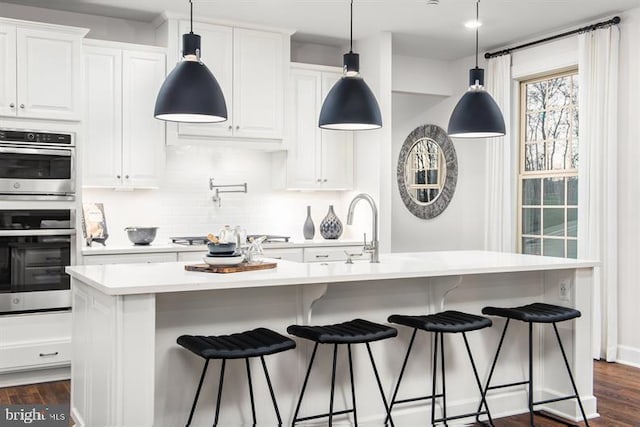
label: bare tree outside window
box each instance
[519,70,578,258]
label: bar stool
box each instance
[387,310,494,426]
[177,327,296,426]
[479,302,590,427]
[287,318,398,426]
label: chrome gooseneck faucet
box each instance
[346,193,379,263]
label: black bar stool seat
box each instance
[287,318,398,344]
[177,327,296,427]
[287,318,398,426]
[387,311,494,426]
[479,302,589,427]
[178,327,296,359]
[389,310,493,333]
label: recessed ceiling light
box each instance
[464,20,482,29]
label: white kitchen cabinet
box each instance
[303,245,364,263]
[0,311,71,373]
[83,41,165,189]
[273,64,354,190]
[0,19,87,120]
[164,20,287,145]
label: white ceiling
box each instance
[3,0,639,60]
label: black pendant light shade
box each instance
[154,4,228,123]
[319,53,382,130]
[448,67,505,138]
[318,1,382,131]
[447,0,505,138]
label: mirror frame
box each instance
[397,124,458,219]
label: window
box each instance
[518,70,578,258]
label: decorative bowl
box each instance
[207,242,236,254]
[124,227,158,245]
[203,254,244,266]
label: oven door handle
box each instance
[0,229,76,236]
[0,146,72,157]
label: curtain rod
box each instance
[485,16,620,59]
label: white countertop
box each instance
[66,250,598,296]
[81,239,363,255]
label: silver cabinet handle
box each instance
[39,352,59,357]
[116,175,121,179]
[323,179,328,182]
[236,125,240,130]
[315,254,329,259]
[19,104,25,109]
[228,125,232,131]
[271,256,283,260]
[9,103,15,108]
[125,175,129,179]
[316,178,321,183]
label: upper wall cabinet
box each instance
[83,41,166,189]
[159,18,289,147]
[272,64,353,190]
[0,19,88,121]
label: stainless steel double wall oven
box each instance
[0,129,76,314]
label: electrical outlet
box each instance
[559,279,571,302]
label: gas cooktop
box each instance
[170,235,290,246]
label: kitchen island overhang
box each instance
[66,251,598,427]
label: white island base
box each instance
[66,251,598,426]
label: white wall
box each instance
[616,6,640,368]
[0,1,157,45]
[390,55,488,252]
[83,145,355,246]
[392,54,454,97]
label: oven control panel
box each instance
[0,130,73,145]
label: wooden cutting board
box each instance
[185,261,277,274]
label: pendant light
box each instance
[154,0,227,123]
[448,0,505,138]
[318,0,382,130]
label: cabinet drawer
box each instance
[83,252,178,265]
[262,248,303,262]
[0,340,70,371]
[303,246,363,263]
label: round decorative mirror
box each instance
[397,124,458,219]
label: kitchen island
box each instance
[66,251,598,426]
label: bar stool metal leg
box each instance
[439,332,448,426]
[461,332,494,426]
[365,342,395,427]
[431,332,438,426]
[213,359,226,427]
[386,328,418,425]
[245,359,257,426]
[476,319,511,424]
[186,359,210,426]
[291,342,319,426]
[552,323,590,426]
[328,344,338,426]
[528,322,534,427]
[347,344,358,426]
[260,356,282,425]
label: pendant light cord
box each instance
[475,0,479,68]
[350,0,354,53]
[190,0,193,34]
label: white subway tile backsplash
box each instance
[83,145,355,245]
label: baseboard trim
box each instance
[0,366,70,387]
[617,345,640,369]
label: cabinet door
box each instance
[287,68,322,188]
[233,28,284,139]
[176,21,233,138]
[83,46,123,187]
[122,50,166,188]
[16,27,82,120]
[0,23,16,117]
[320,72,354,190]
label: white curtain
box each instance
[485,54,515,252]
[578,26,619,361]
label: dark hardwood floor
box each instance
[1,361,638,425]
